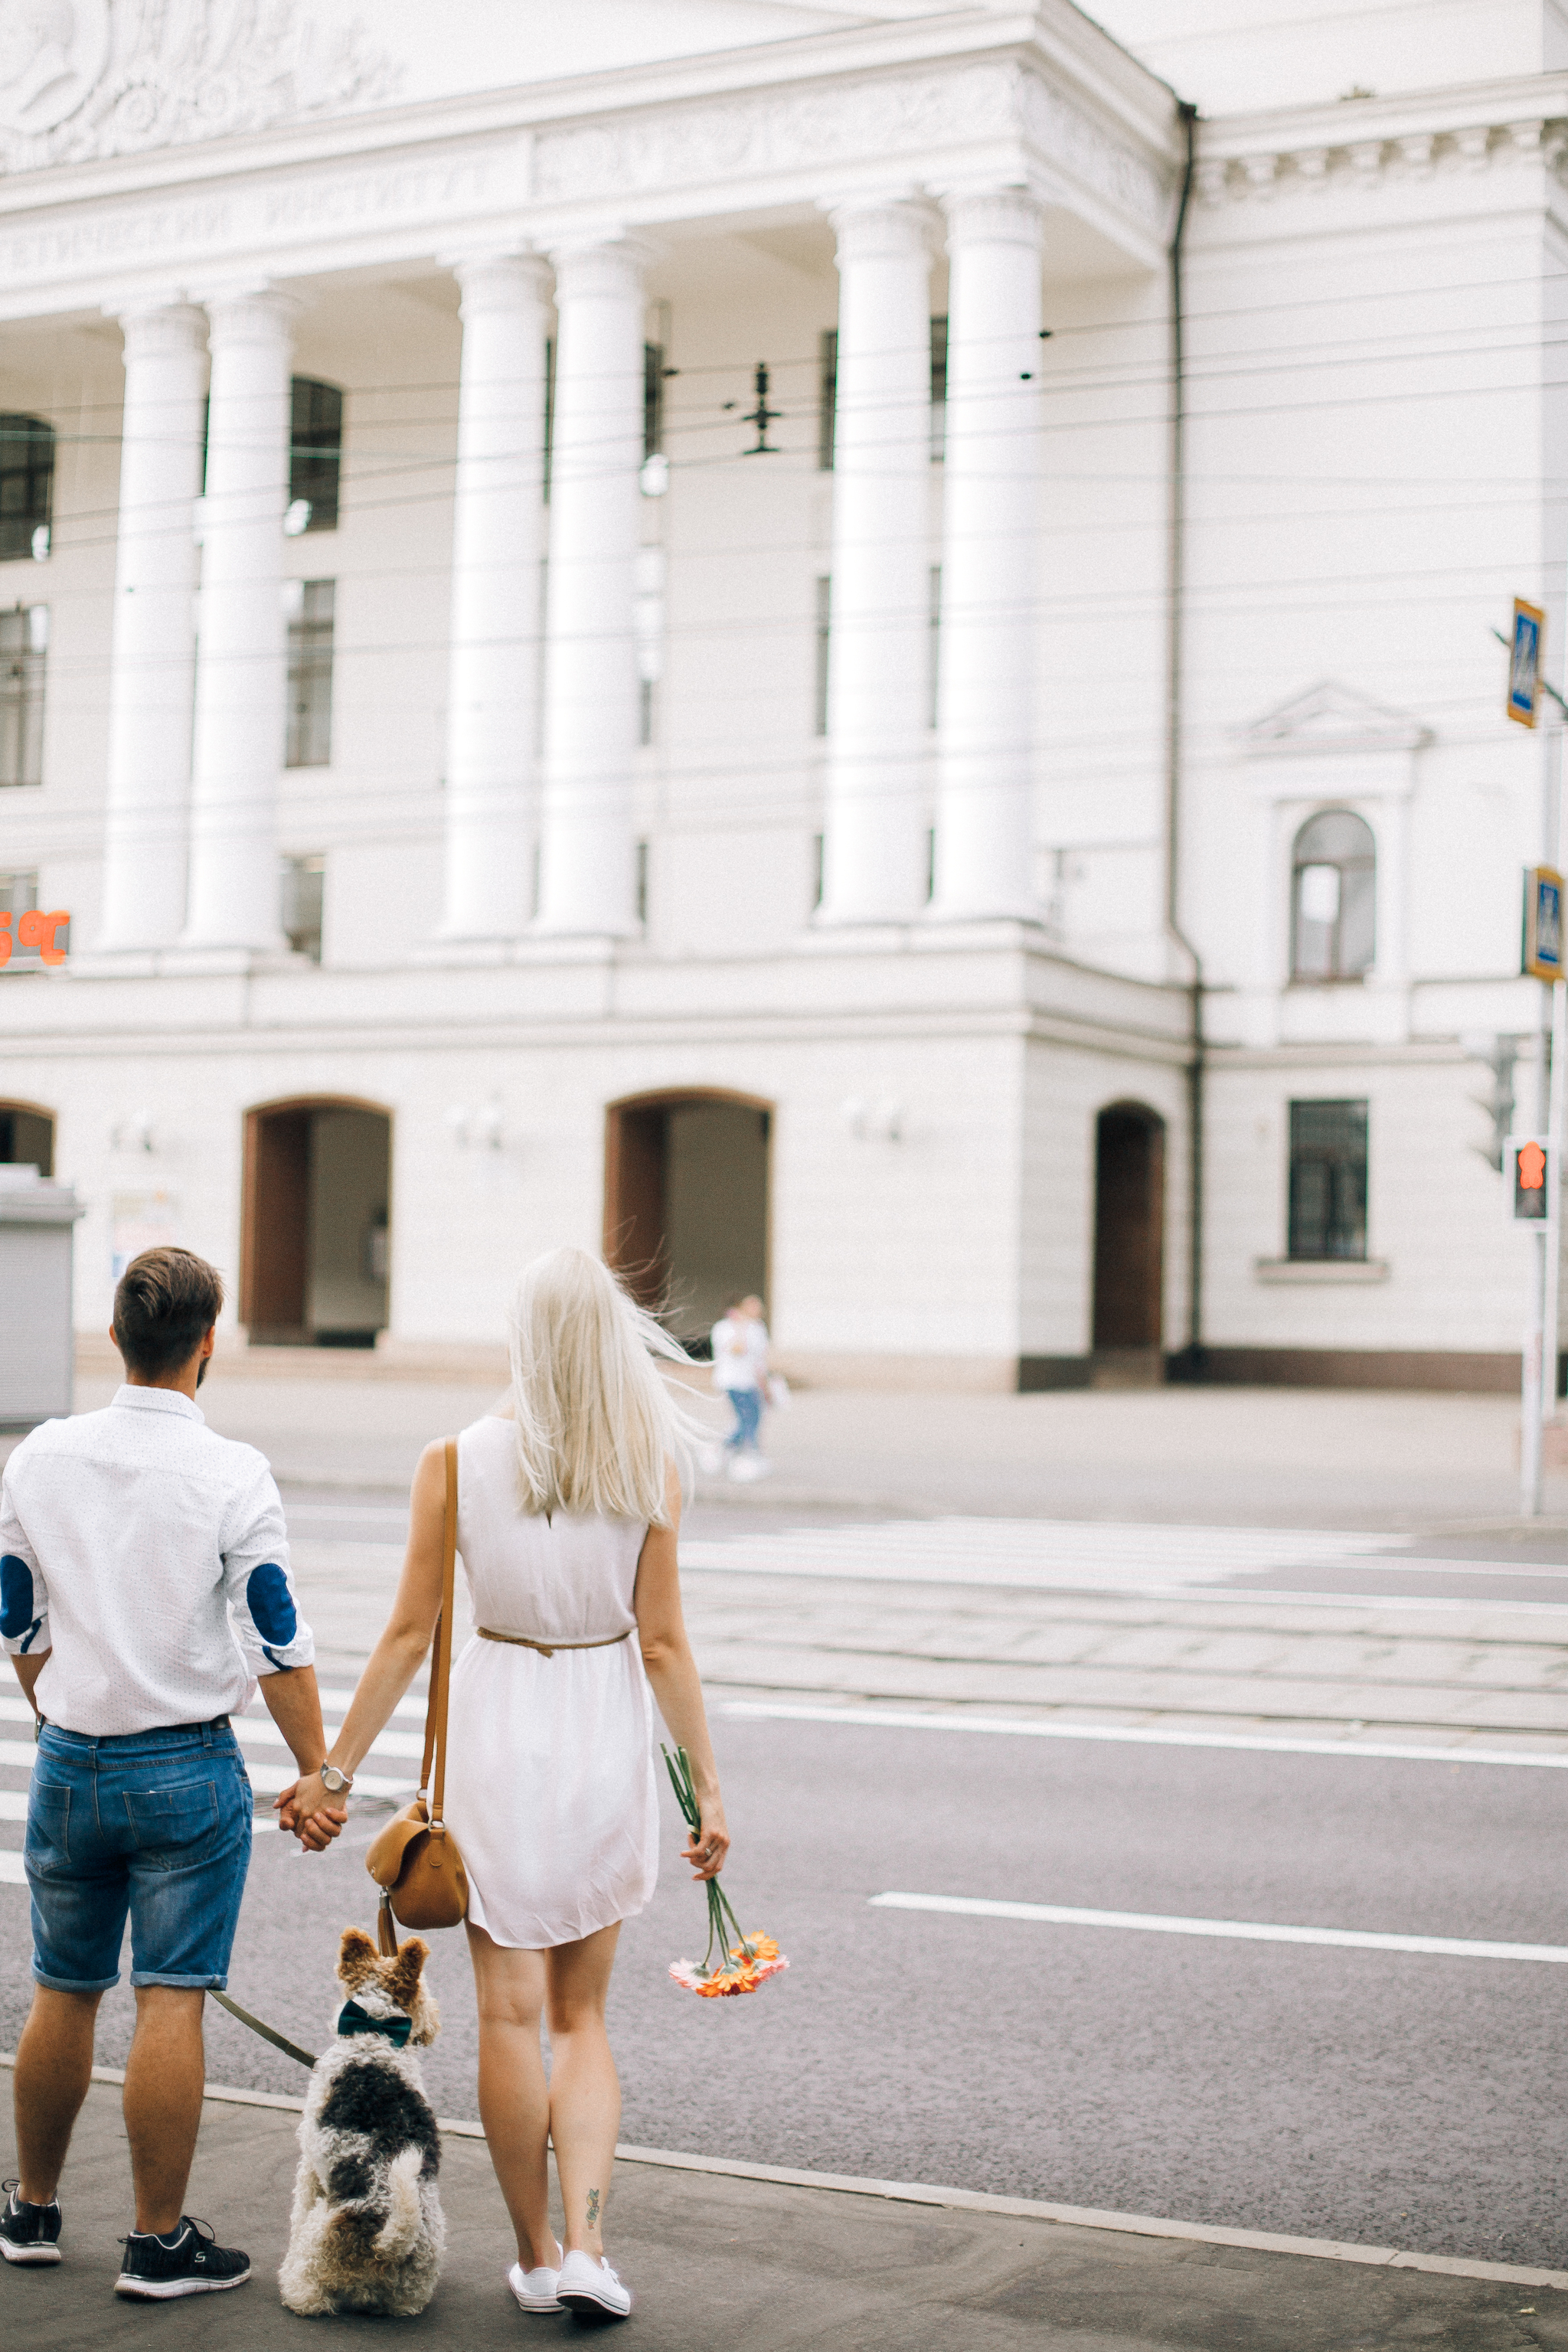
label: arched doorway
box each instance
[0,1100,53,1176]
[241,1098,391,1347]
[1092,1102,1165,1384]
[604,1090,771,1348]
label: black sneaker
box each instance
[115,2218,250,2299]
[0,2180,62,2265]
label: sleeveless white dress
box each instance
[440,1416,659,1949]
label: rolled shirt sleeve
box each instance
[0,1464,48,1657]
[220,1462,314,1675]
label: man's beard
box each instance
[196,1355,208,1389]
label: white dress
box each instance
[440,1416,659,1949]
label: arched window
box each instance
[0,415,54,563]
[1291,809,1375,982]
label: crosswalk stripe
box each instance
[721,1700,1568,1769]
[871,1892,1568,1964]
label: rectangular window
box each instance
[0,605,46,787]
[813,575,831,737]
[289,378,343,533]
[285,580,335,769]
[643,342,665,462]
[639,678,655,746]
[279,853,325,962]
[1288,1099,1368,1262]
[928,564,942,731]
[818,330,838,472]
[929,315,947,463]
[0,416,54,562]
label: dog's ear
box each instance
[386,1938,429,2014]
[338,1926,380,1989]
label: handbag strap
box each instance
[420,1438,459,1826]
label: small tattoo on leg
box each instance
[586,2188,600,2226]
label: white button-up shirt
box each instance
[0,1384,314,1736]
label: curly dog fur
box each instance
[278,1928,446,2318]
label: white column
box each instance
[441,254,551,940]
[96,305,207,952]
[534,240,645,937]
[818,201,933,925]
[181,289,295,952]
[932,189,1046,920]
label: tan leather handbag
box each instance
[366,1438,470,1955]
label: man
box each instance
[0,1246,345,2298]
[710,1292,772,1482]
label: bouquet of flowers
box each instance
[662,1744,789,1999]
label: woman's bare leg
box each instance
[545,1922,622,2260]
[465,1923,557,2270]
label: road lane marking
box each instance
[871,1892,1568,1962]
[722,1700,1568,1768]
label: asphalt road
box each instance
[4,1710,1564,2273]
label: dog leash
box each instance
[210,1990,318,2069]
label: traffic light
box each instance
[1508,1135,1552,1221]
[1465,1034,1521,1171]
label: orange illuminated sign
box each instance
[0,910,68,968]
[1510,1135,1553,1222]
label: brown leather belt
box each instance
[477,1626,632,1660]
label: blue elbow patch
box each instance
[246,1563,298,1648]
[0,1553,34,1641]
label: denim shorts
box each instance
[25,1720,253,1994]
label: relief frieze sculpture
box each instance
[0,0,401,174]
[534,61,1172,240]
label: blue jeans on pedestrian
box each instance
[24,1720,253,1995]
[724,1385,763,1452]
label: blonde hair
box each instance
[506,1246,698,1523]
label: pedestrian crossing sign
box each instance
[1524,866,1564,980]
[1508,598,1546,727]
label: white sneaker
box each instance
[697,1442,724,1475]
[557,2249,632,2319]
[508,2241,563,2312]
[727,1453,772,1483]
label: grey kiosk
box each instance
[0,1171,85,1428]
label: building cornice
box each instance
[0,8,1181,317]
[1195,71,1568,207]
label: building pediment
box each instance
[1243,679,1432,759]
[0,0,403,178]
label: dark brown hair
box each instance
[113,1247,224,1378]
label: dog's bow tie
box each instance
[336,1999,412,2048]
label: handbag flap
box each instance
[364,1799,430,1890]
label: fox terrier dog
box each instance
[278,1927,446,2318]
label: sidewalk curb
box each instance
[7,2056,1562,2295]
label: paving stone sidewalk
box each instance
[2,2081,1564,2350]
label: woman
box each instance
[282,1248,729,2321]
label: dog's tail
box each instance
[371,2146,425,2262]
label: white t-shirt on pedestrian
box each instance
[711,1315,769,1393]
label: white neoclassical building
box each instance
[0,0,1563,1389]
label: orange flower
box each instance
[668,1932,789,1998]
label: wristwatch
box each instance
[319,1763,354,1794]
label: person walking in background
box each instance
[277,1248,732,2324]
[710,1292,772,1482]
[0,1248,341,2300]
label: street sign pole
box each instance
[1503,598,1566,1515]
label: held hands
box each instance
[683,1802,730,1883]
[273,1771,348,1853]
